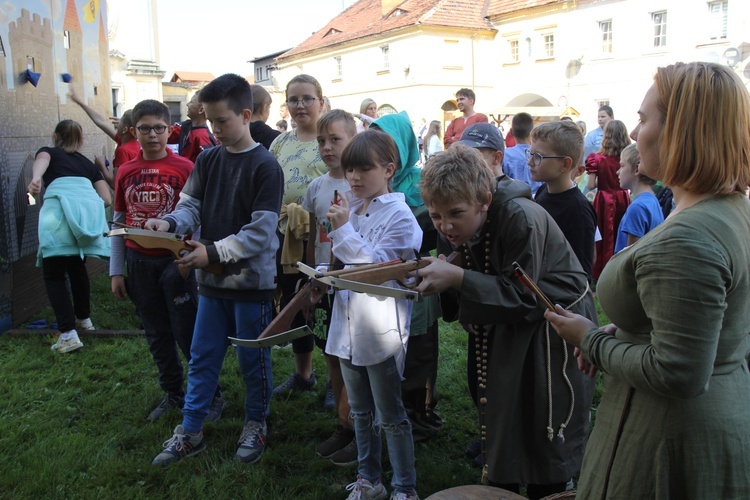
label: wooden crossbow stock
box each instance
[231,252,459,348]
[106,226,223,274]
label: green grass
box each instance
[2,274,607,498]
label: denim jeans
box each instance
[126,249,197,395]
[42,256,90,333]
[182,296,273,433]
[340,356,417,495]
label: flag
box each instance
[82,0,99,23]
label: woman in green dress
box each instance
[545,61,750,498]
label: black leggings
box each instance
[42,256,90,333]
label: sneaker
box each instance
[147,392,184,423]
[75,317,95,330]
[316,425,355,458]
[345,477,387,500]
[390,493,419,500]
[151,425,205,467]
[329,437,358,467]
[323,380,335,410]
[56,330,83,353]
[204,394,227,423]
[235,420,266,464]
[272,370,316,398]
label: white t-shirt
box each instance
[301,173,351,265]
[427,135,442,157]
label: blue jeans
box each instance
[341,356,417,495]
[182,296,273,433]
[126,250,197,394]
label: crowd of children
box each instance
[34,73,669,500]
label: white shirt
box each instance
[325,192,423,369]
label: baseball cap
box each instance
[458,123,505,152]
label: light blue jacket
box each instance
[36,176,110,265]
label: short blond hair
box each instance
[655,62,750,195]
[421,144,494,208]
[530,121,584,167]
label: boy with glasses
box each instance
[111,99,226,424]
[530,121,597,281]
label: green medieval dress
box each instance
[579,194,750,499]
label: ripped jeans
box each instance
[340,356,417,495]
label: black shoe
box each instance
[147,392,184,423]
[323,380,335,410]
[328,438,358,467]
[316,425,355,458]
[272,370,316,398]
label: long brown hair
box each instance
[598,119,630,157]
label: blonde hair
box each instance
[286,74,324,100]
[421,144,494,208]
[530,121,584,167]
[53,120,83,153]
[599,119,630,157]
[360,98,376,114]
[655,62,750,195]
[620,143,639,170]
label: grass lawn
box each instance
[1,274,607,498]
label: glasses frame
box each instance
[525,149,568,166]
[286,96,318,108]
[136,124,168,135]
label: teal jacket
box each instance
[372,111,423,208]
[36,176,110,265]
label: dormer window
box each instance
[324,28,342,37]
[390,8,407,17]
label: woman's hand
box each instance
[28,177,43,195]
[544,304,597,348]
[326,195,349,230]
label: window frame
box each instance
[651,11,667,48]
[599,19,613,54]
[708,0,728,41]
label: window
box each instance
[708,1,728,40]
[255,67,262,82]
[509,39,519,62]
[381,45,389,70]
[542,33,555,58]
[599,20,612,53]
[111,88,119,117]
[26,56,36,71]
[525,37,532,58]
[63,30,71,49]
[334,56,342,78]
[0,36,5,57]
[652,11,667,47]
[597,99,610,108]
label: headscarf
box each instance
[371,111,423,208]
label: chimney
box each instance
[382,0,401,17]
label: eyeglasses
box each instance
[525,149,568,166]
[136,124,168,135]
[286,96,318,107]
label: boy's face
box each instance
[617,158,637,191]
[476,147,504,175]
[132,115,170,157]
[186,94,203,120]
[317,120,354,170]
[528,139,568,183]
[456,94,474,114]
[427,197,490,247]
[203,100,251,152]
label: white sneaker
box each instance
[345,476,387,500]
[57,330,83,353]
[75,318,95,330]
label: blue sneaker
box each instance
[151,425,205,467]
[235,420,266,464]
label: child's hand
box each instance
[413,255,463,295]
[27,177,42,195]
[326,195,349,230]
[310,279,328,304]
[574,347,598,378]
[176,240,209,270]
[544,304,597,348]
[144,218,170,231]
[111,275,127,300]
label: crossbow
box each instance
[231,253,459,348]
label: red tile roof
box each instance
[170,72,216,83]
[486,0,566,18]
[279,0,495,60]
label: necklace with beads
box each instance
[461,219,493,483]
